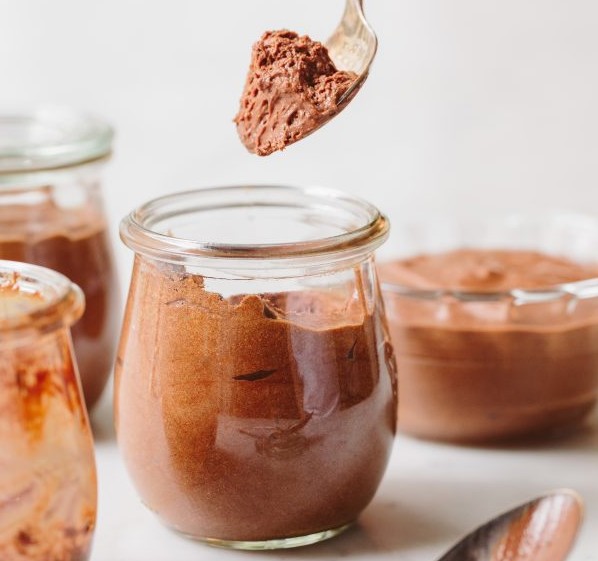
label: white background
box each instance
[2,1,598,560]
[2,0,598,274]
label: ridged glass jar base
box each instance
[180,523,353,551]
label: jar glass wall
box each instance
[0,260,97,560]
[0,107,121,410]
[116,185,397,549]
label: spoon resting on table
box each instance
[437,489,583,561]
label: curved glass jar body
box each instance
[0,260,97,561]
[0,107,120,410]
[116,185,397,549]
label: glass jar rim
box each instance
[0,260,84,338]
[120,185,390,272]
[0,105,114,173]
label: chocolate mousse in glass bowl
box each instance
[379,213,598,444]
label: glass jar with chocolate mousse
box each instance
[0,107,120,411]
[0,260,97,561]
[116,185,397,549]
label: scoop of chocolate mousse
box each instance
[234,30,357,156]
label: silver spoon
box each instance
[325,0,377,105]
[438,489,583,561]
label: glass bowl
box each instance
[379,213,598,444]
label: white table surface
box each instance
[89,391,598,561]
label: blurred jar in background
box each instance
[0,260,97,561]
[0,107,120,410]
[380,214,598,443]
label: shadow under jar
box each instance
[115,185,397,550]
[0,107,121,410]
[0,260,97,561]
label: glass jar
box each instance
[0,260,97,561]
[0,106,121,410]
[116,185,397,549]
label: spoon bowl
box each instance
[325,0,377,105]
[437,490,583,561]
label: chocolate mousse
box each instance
[115,258,396,542]
[0,279,96,561]
[383,249,598,291]
[234,30,357,156]
[380,249,598,443]
[0,197,120,410]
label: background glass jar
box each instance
[0,260,97,561]
[116,185,397,549]
[0,107,120,410]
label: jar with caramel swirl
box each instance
[0,260,97,561]
[116,185,397,549]
[0,107,120,410]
